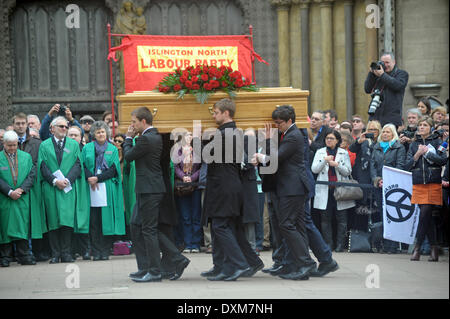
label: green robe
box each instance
[122,139,136,225]
[82,142,125,235]
[0,150,45,244]
[37,137,90,233]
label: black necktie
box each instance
[58,140,63,150]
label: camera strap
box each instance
[371,78,385,95]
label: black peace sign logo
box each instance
[385,188,415,223]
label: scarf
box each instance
[94,141,109,174]
[379,141,393,154]
[326,147,338,178]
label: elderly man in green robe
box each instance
[37,116,89,264]
[0,131,42,267]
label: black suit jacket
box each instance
[264,125,310,197]
[122,127,166,194]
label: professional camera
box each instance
[57,105,67,116]
[368,89,382,116]
[402,126,417,139]
[370,61,386,71]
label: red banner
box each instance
[110,35,266,93]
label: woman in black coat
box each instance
[406,117,447,262]
[370,123,406,253]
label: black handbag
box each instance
[369,221,383,250]
[348,229,372,253]
[334,179,364,201]
[174,183,195,196]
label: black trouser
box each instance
[415,204,438,246]
[0,239,32,262]
[211,217,250,276]
[90,207,110,258]
[48,226,73,258]
[276,194,315,269]
[32,233,51,259]
[320,189,348,250]
[131,193,185,275]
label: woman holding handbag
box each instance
[312,130,356,252]
[406,117,447,262]
[370,123,406,253]
[174,132,202,253]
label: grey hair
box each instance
[406,108,422,118]
[381,51,395,61]
[50,116,68,127]
[3,130,19,142]
[378,123,399,143]
[27,114,40,124]
[90,121,111,140]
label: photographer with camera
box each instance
[39,104,84,141]
[364,52,409,128]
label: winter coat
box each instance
[370,140,406,185]
[364,65,409,127]
[405,133,447,185]
[311,147,356,211]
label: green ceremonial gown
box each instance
[122,138,136,225]
[82,142,125,235]
[37,137,90,233]
[0,150,45,244]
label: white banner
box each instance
[382,166,420,244]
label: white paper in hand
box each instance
[90,182,107,207]
[53,169,72,193]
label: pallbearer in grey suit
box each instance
[123,107,189,282]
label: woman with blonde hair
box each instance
[370,123,406,253]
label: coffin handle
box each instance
[152,108,158,117]
[208,106,214,115]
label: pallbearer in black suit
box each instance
[123,107,189,282]
[200,98,263,281]
[253,105,316,280]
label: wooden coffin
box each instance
[117,87,309,133]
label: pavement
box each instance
[0,250,448,299]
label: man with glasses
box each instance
[37,116,89,264]
[351,114,366,140]
[310,111,332,159]
[80,115,95,144]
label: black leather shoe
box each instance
[170,258,190,280]
[201,267,222,278]
[0,258,9,267]
[207,272,229,281]
[129,270,147,279]
[262,264,281,274]
[35,254,50,262]
[242,262,264,277]
[82,252,91,260]
[224,267,251,281]
[162,271,175,279]
[49,257,60,264]
[18,258,36,265]
[269,265,291,276]
[279,264,315,280]
[93,256,101,261]
[100,255,109,261]
[61,255,74,263]
[310,259,339,277]
[131,272,162,282]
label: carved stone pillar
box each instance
[319,0,334,109]
[271,0,291,87]
[344,0,354,120]
[0,1,16,128]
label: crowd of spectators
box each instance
[0,97,448,267]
